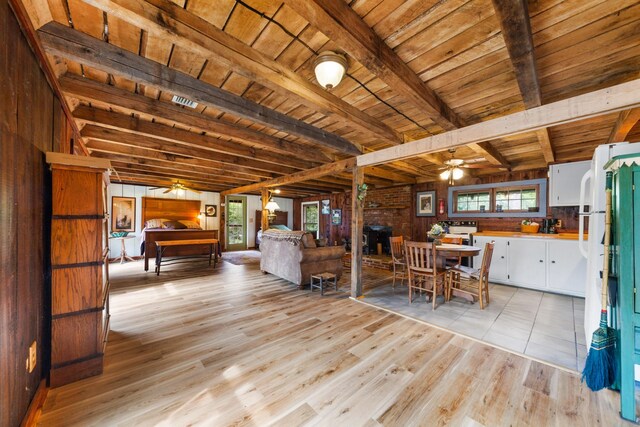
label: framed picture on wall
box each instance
[331,208,342,225]
[321,199,330,214]
[205,204,217,217]
[112,196,135,232]
[416,191,436,217]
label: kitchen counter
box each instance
[473,231,585,240]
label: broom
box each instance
[582,171,617,391]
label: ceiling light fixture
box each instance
[313,51,348,90]
[440,150,465,185]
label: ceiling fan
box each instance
[439,149,467,185]
[149,181,201,194]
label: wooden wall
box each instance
[294,168,582,246]
[0,2,67,425]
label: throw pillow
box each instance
[178,220,201,229]
[145,218,167,229]
[162,220,187,229]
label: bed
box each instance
[141,197,218,271]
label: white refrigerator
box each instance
[579,142,640,348]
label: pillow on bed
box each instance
[145,218,167,229]
[178,220,201,229]
[162,220,187,229]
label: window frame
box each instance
[301,201,320,238]
[447,178,547,218]
[452,189,492,214]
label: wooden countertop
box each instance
[473,231,586,240]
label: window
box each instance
[448,179,546,218]
[454,191,491,213]
[301,202,319,238]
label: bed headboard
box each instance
[141,197,201,227]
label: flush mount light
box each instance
[313,51,348,90]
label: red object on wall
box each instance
[438,198,445,215]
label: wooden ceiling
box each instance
[14,0,640,197]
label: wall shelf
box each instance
[363,205,408,210]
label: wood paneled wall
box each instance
[1,2,67,425]
[294,169,582,247]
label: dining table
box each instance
[432,243,481,303]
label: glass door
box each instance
[226,196,247,251]
[301,201,319,238]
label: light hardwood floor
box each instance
[39,258,632,426]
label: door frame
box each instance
[225,195,247,251]
[301,201,320,238]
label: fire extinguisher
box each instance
[438,198,445,215]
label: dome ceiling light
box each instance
[313,51,348,90]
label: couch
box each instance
[259,230,345,288]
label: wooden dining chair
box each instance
[447,241,495,309]
[404,240,447,309]
[389,236,406,289]
[441,235,463,267]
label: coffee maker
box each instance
[540,218,559,234]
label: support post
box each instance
[261,188,269,235]
[351,166,364,298]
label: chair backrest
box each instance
[389,236,404,261]
[441,236,462,245]
[404,240,436,273]
[479,241,495,278]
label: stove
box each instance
[441,221,477,267]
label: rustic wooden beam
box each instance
[607,108,640,143]
[491,0,554,163]
[350,165,364,298]
[283,0,461,131]
[221,158,356,196]
[357,78,640,167]
[468,142,511,169]
[284,0,511,168]
[74,106,321,169]
[59,74,333,163]
[38,21,362,156]
[261,188,269,236]
[84,0,399,145]
[8,0,89,155]
[83,125,305,175]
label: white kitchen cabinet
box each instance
[473,236,508,282]
[547,239,587,296]
[508,238,546,290]
[549,160,591,206]
[471,234,586,296]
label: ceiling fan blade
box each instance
[149,186,165,190]
[163,188,172,193]
[189,188,202,194]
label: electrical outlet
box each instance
[28,341,36,373]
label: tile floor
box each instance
[362,273,587,372]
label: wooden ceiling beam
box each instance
[607,108,640,143]
[491,0,554,164]
[38,21,362,156]
[86,139,278,179]
[113,173,231,192]
[83,126,305,175]
[74,106,322,169]
[89,152,261,182]
[283,0,461,131]
[468,142,511,169]
[221,159,356,196]
[109,162,253,186]
[59,74,333,163]
[82,0,400,145]
[284,0,510,169]
[358,78,640,167]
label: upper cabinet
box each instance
[548,161,591,206]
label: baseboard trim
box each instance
[20,379,48,427]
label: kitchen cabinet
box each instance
[509,239,546,289]
[547,240,587,295]
[548,160,591,206]
[472,234,586,296]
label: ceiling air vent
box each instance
[171,95,198,108]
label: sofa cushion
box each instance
[302,233,316,248]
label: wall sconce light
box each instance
[314,51,348,90]
[264,188,281,223]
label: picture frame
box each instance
[331,208,342,225]
[321,199,330,215]
[112,196,135,232]
[205,204,217,217]
[416,191,436,217]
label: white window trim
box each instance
[301,201,320,238]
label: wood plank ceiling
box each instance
[16,0,640,196]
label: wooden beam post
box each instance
[350,166,364,298]
[261,188,269,236]
[608,108,640,143]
